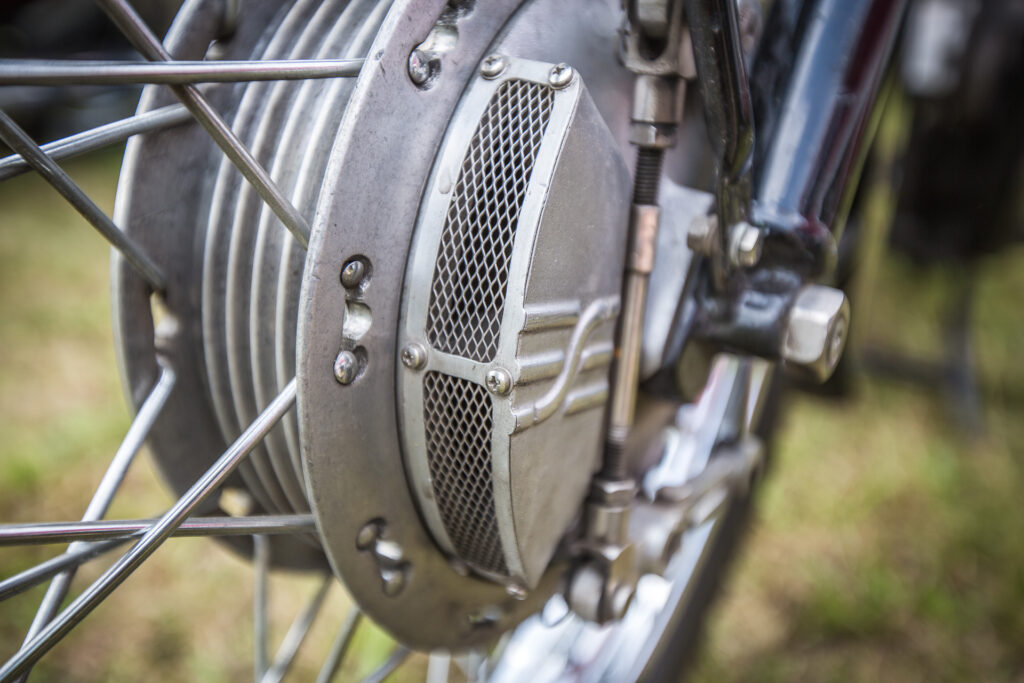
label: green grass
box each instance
[0,151,1022,681]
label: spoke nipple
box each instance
[400,343,427,370]
[485,368,512,395]
[548,63,574,89]
[333,349,359,385]
[340,258,367,288]
[480,54,508,79]
[381,566,408,596]
[408,48,437,86]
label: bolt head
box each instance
[548,63,574,89]
[728,222,764,268]
[340,258,366,288]
[686,214,718,254]
[781,285,851,383]
[400,343,426,370]
[333,350,358,385]
[380,566,407,596]
[608,583,636,620]
[407,49,434,86]
[485,368,512,395]
[505,583,528,600]
[480,54,507,79]
[356,520,381,550]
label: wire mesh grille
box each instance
[422,371,507,575]
[426,79,555,362]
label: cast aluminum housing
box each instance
[398,57,631,589]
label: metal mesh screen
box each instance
[422,371,507,575]
[426,79,555,362]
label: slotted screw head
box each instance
[401,343,426,370]
[548,63,574,89]
[341,259,366,288]
[485,368,512,395]
[333,350,358,385]
[480,54,507,79]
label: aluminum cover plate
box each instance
[397,57,630,589]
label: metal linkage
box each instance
[572,0,690,625]
[0,104,191,182]
[95,0,312,247]
[0,378,297,680]
[0,514,316,546]
[0,110,167,291]
[0,59,363,86]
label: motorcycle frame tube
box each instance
[751,0,909,278]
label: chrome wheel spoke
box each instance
[0,514,316,545]
[95,0,312,247]
[361,647,412,683]
[0,59,363,86]
[315,608,363,683]
[0,379,297,680]
[0,109,166,291]
[0,105,192,182]
[18,364,176,656]
[254,534,271,682]
[260,574,332,683]
[0,540,128,602]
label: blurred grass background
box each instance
[0,149,1021,681]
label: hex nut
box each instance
[686,214,718,255]
[781,285,851,382]
[728,222,764,268]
